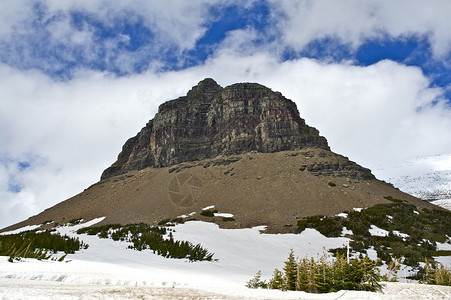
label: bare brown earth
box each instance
[2,148,440,234]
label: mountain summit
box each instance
[1,79,440,233]
[101,78,329,179]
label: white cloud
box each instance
[2,1,451,76]
[0,0,228,74]
[271,0,451,58]
[42,0,214,51]
[0,64,195,228]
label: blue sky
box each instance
[1,0,451,228]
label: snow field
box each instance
[1,219,451,299]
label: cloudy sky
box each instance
[1,0,451,228]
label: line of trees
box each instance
[247,249,381,293]
[0,230,87,262]
[419,259,451,286]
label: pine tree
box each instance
[296,257,309,291]
[384,257,400,282]
[331,255,347,290]
[305,257,321,293]
[361,256,381,291]
[315,254,331,293]
[246,270,267,289]
[269,268,284,289]
[343,258,364,290]
[283,249,297,291]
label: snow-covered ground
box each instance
[374,153,451,210]
[1,219,451,299]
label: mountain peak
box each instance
[186,78,222,100]
[3,79,442,234]
[101,79,329,179]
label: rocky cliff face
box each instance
[101,78,330,180]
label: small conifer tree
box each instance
[283,249,297,290]
[246,270,267,289]
[268,268,284,289]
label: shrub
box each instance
[200,210,215,217]
[77,223,214,261]
[246,270,268,289]
[68,218,82,225]
[158,219,170,225]
[384,196,403,203]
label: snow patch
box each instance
[353,207,363,212]
[214,213,234,218]
[341,227,353,236]
[431,199,451,211]
[369,225,389,237]
[336,213,348,218]
[367,247,378,261]
[433,256,451,268]
[393,230,409,239]
[56,217,105,236]
[437,241,451,251]
[202,205,215,210]
[178,212,196,218]
[0,224,41,235]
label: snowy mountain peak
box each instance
[373,153,451,210]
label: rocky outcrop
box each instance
[101,78,330,180]
[299,161,375,180]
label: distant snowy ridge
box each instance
[373,153,451,210]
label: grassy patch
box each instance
[384,196,404,203]
[222,217,235,222]
[328,181,336,187]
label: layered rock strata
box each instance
[102,78,330,179]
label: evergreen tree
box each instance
[283,249,298,290]
[247,250,383,293]
[246,270,267,289]
[296,258,309,291]
[305,257,321,293]
[383,257,400,282]
[268,268,284,289]
[361,256,381,291]
[420,260,451,286]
